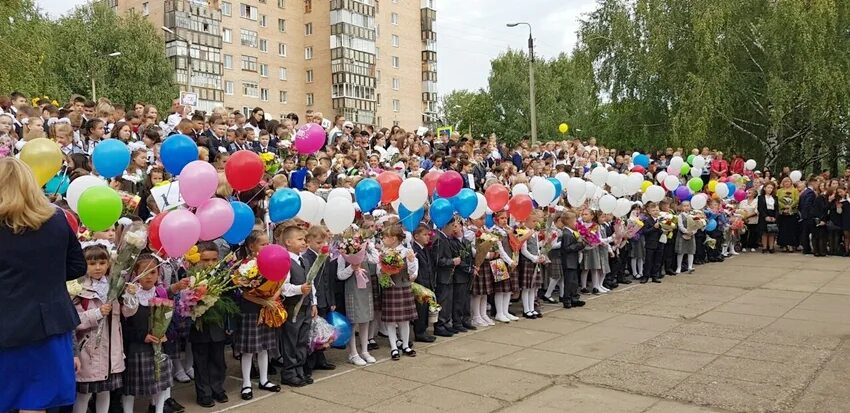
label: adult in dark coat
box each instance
[0,158,86,412]
[757,182,779,253]
[798,180,817,254]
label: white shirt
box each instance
[765,195,775,210]
[281,251,317,304]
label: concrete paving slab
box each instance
[670,320,758,340]
[698,356,816,387]
[433,365,552,402]
[499,383,657,413]
[644,400,735,413]
[644,332,740,355]
[363,353,477,383]
[489,348,601,376]
[291,370,421,409]
[725,340,831,365]
[792,391,850,413]
[362,384,504,413]
[425,337,523,363]
[611,344,718,373]
[533,331,632,359]
[668,374,797,413]
[464,324,560,347]
[595,313,682,332]
[696,310,777,329]
[546,308,619,323]
[503,316,590,335]
[575,360,690,397]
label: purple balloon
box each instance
[294,123,326,154]
[179,161,218,207]
[196,198,235,241]
[675,185,692,201]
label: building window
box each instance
[222,28,232,43]
[306,69,313,83]
[304,23,313,35]
[279,90,288,103]
[278,18,286,32]
[392,78,399,90]
[279,67,287,80]
[392,99,400,112]
[241,55,258,72]
[391,56,399,68]
[278,0,285,7]
[259,39,267,52]
[260,88,269,101]
[224,81,234,95]
[221,1,231,15]
[304,47,313,60]
[259,14,267,27]
[240,29,257,47]
[142,2,149,15]
[260,64,268,77]
[392,35,400,48]
[304,0,311,13]
[390,12,398,25]
[306,93,314,106]
[240,3,257,20]
[278,43,287,56]
[223,54,233,69]
[243,81,259,97]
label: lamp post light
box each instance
[161,26,193,95]
[91,52,122,100]
[506,22,537,146]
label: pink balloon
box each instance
[436,170,463,198]
[257,244,291,282]
[179,161,219,207]
[160,209,201,257]
[293,123,326,154]
[666,165,680,176]
[195,198,235,241]
[734,189,747,202]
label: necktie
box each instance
[298,257,305,269]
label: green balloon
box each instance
[687,154,695,166]
[77,186,122,232]
[680,164,691,176]
[688,177,704,192]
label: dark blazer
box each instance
[431,230,455,284]
[559,228,584,269]
[0,209,86,348]
[452,237,473,283]
[302,248,334,309]
[413,242,435,289]
[812,195,829,224]
[757,195,778,232]
[642,216,662,250]
[472,162,487,189]
[204,130,225,162]
[799,187,816,220]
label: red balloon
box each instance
[148,212,168,252]
[376,171,402,204]
[225,150,264,192]
[257,244,291,282]
[631,165,645,174]
[485,184,510,212]
[436,170,463,198]
[422,170,442,197]
[62,208,79,234]
[507,195,533,221]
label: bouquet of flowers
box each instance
[411,282,441,315]
[148,297,174,380]
[119,191,141,216]
[260,152,280,175]
[231,258,287,327]
[659,212,678,233]
[93,223,147,346]
[308,316,337,353]
[474,231,502,268]
[378,248,405,288]
[231,258,264,290]
[291,245,330,322]
[338,229,369,288]
[67,279,83,299]
[277,139,293,162]
[176,253,240,330]
[704,236,717,249]
[575,220,602,247]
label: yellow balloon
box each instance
[641,180,652,193]
[707,180,717,193]
[19,138,62,187]
[558,123,569,134]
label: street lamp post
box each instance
[91,51,122,100]
[506,22,537,146]
[161,26,193,96]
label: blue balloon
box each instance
[451,188,477,218]
[547,177,563,202]
[327,311,353,347]
[354,178,381,213]
[430,198,455,228]
[706,219,717,232]
[223,201,254,244]
[92,138,130,178]
[485,212,494,228]
[725,182,736,199]
[45,172,70,195]
[269,188,301,223]
[634,154,650,168]
[160,134,198,176]
[398,204,425,232]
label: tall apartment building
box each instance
[112,0,437,128]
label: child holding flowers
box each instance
[379,224,419,360]
[675,201,698,274]
[519,211,547,319]
[578,209,606,294]
[492,211,518,323]
[73,245,139,413]
[470,217,498,327]
[337,225,379,366]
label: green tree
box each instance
[0,0,61,97]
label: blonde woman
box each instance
[0,157,87,413]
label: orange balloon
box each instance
[485,184,510,212]
[422,170,442,197]
[376,171,402,204]
[508,194,533,221]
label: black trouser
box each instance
[435,282,454,328]
[563,267,580,300]
[744,224,760,249]
[828,228,844,255]
[643,247,663,279]
[281,306,311,382]
[800,218,815,254]
[192,341,226,399]
[452,278,470,325]
[707,230,724,260]
[414,301,431,336]
[304,307,330,376]
[813,225,828,256]
[663,236,677,275]
[695,231,707,262]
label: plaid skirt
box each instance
[381,285,417,322]
[123,352,172,396]
[519,256,543,290]
[76,373,123,394]
[493,265,519,293]
[471,262,495,296]
[370,272,382,312]
[547,253,562,279]
[165,315,191,356]
[233,312,278,354]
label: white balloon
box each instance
[691,193,708,210]
[692,155,706,170]
[566,177,586,199]
[324,200,355,234]
[296,191,316,221]
[529,176,544,190]
[690,167,702,178]
[715,182,730,198]
[398,177,428,211]
[664,175,680,191]
[670,156,684,169]
[655,171,668,184]
[610,185,625,197]
[646,185,665,203]
[512,183,530,196]
[613,198,632,217]
[745,159,757,171]
[531,180,556,205]
[790,170,802,183]
[590,166,608,187]
[599,194,617,214]
[584,181,597,200]
[67,175,108,212]
[470,193,487,219]
[626,172,644,192]
[327,187,352,202]
[555,172,569,190]
[567,194,586,208]
[641,192,652,204]
[607,170,620,186]
[306,194,326,226]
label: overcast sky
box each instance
[36,0,597,95]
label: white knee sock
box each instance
[676,254,683,272]
[687,255,694,270]
[580,270,589,289]
[544,277,559,298]
[73,393,92,413]
[241,354,253,388]
[470,295,481,320]
[95,391,110,413]
[369,313,380,339]
[257,350,269,384]
[153,390,167,413]
[121,395,134,413]
[359,323,370,355]
[479,297,491,321]
[399,322,411,349]
[184,343,194,371]
[172,352,186,376]
[387,322,399,350]
[631,258,638,276]
[502,292,513,316]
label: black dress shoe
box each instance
[315,362,336,370]
[197,398,215,408]
[212,393,228,403]
[433,327,455,337]
[619,278,632,284]
[368,339,379,351]
[462,321,478,330]
[580,288,590,294]
[166,398,185,413]
[452,325,468,333]
[415,334,436,343]
[639,278,649,284]
[240,387,253,401]
[651,278,662,283]
[280,378,306,387]
[563,300,572,309]
[571,300,586,307]
[303,375,314,385]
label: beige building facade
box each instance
[112,0,437,128]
